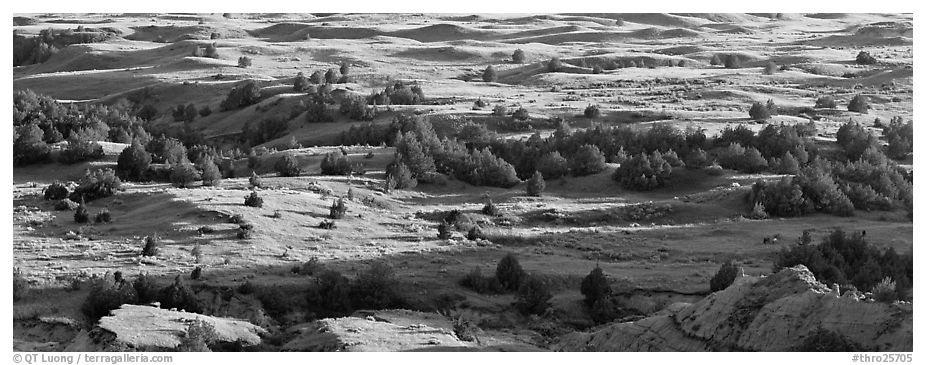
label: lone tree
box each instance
[482,65,498,82]
[339,62,350,76]
[709,260,741,292]
[848,94,869,114]
[526,171,545,197]
[855,51,877,65]
[74,202,90,223]
[329,197,347,219]
[512,49,525,63]
[580,266,611,306]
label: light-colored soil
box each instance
[13,12,913,351]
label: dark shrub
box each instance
[547,57,562,72]
[515,276,552,315]
[526,171,545,197]
[749,101,771,121]
[709,260,740,292]
[459,267,502,294]
[305,94,335,123]
[70,168,121,202]
[495,253,526,292]
[512,49,525,63]
[855,51,877,65]
[482,65,498,82]
[815,95,837,109]
[178,320,217,352]
[584,104,601,119]
[74,203,90,223]
[237,56,252,68]
[580,266,611,306]
[44,181,69,200]
[306,270,353,318]
[724,54,741,69]
[293,72,309,92]
[249,171,262,188]
[352,262,401,309]
[482,198,500,216]
[159,275,203,313]
[220,81,261,111]
[325,68,341,84]
[796,327,866,352]
[385,160,416,190]
[847,94,869,114]
[328,198,347,219]
[437,221,452,239]
[205,43,218,58]
[536,151,569,179]
[198,105,212,117]
[512,107,530,121]
[94,209,111,223]
[569,145,607,176]
[492,105,507,117]
[59,136,104,164]
[82,277,138,321]
[320,151,352,175]
[237,281,256,295]
[613,151,673,191]
[199,157,222,186]
[317,219,336,229]
[142,235,160,257]
[710,54,723,66]
[763,61,778,75]
[244,191,263,208]
[275,154,301,177]
[340,94,376,121]
[466,225,485,241]
[14,124,51,166]
[13,269,28,301]
[117,141,152,181]
[133,273,160,304]
[170,163,201,188]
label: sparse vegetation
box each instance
[244,191,264,208]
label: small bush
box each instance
[244,191,263,208]
[459,267,502,294]
[237,56,252,68]
[178,320,217,352]
[495,253,526,292]
[13,269,28,302]
[569,145,607,176]
[142,235,160,256]
[872,277,897,303]
[159,275,203,313]
[855,51,877,65]
[353,262,401,309]
[437,221,452,239]
[492,105,507,117]
[749,101,772,120]
[482,65,498,82]
[320,151,352,175]
[249,171,262,188]
[763,61,778,75]
[848,94,869,114]
[815,95,837,109]
[526,171,545,197]
[515,276,552,315]
[547,57,563,72]
[275,153,301,177]
[44,181,69,200]
[81,277,138,321]
[170,163,201,188]
[190,266,203,280]
[94,208,112,223]
[70,168,122,202]
[466,225,484,241]
[328,198,347,219]
[482,198,500,216]
[74,203,90,223]
[710,260,740,292]
[318,219,336,229]
[724,54,741,69]
[512,49,525,63]
[581,266,611,306]
[55,198,80,211]
[512,107,530,121]
[584,104,601,119]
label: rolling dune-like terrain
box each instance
[12,13,913,353]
